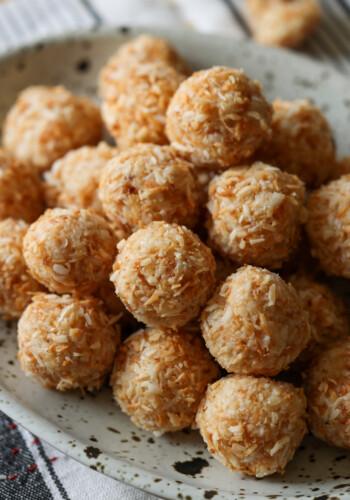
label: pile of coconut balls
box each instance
[0,34,349,479]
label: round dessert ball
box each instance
[18,294,120,391]
[111,327,220,435]
[99,144,199,233]
[0,219,45,319]
[23,208,117,294]
[200,266,310,375]
[111,221,216,329]
[306,175,350,279]
[101,62,185,148]
[206,163,306,269]
[2,86,103,173]
[245,0,321,48]
[304,339,350,449]
[0,149,43,222]
[330,156,350,181]
[196,375,307,477]
[259,99,335,187]
[289,272,349,362]
[99,34,190,99]
[166,66,272,169]
[44,143,117,214]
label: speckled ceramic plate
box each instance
[0,27,350,500]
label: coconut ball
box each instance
[196,375,307,477]
[99,144,199,233]
[166,67,272,169]
[44,143,117,214]
[289,273,349,361]
[330,156,350,181]
[99,34,190,99]
[0,219,45,319]
[0,149,43,222]
[23,208,117,295]
[306,175,350,279]
[111,221,216,329]
[18,294,119,391]
[207,163,306,269]
[2,86,103,173]
[201,266,310,375]
[111,327,220,435]
[304,339,350,449]
[258,99,335,187]
[101,62,185,148]
[245,0,321,48]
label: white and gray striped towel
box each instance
[0,1,349,499]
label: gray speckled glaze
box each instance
[0,27,350,500]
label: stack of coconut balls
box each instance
[0,34,349,479]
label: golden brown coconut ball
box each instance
[289,272,349,362]
[206,163,306,269]
[111,221,216,329]
[101,62,185,148]
[18,294,120,391]
[306,175,350,279]
[196,375,307,477]
[99,144,199,233]
[304,339,350,450]
[0,219,45,319]
[23,208,117,295]
[2,86,103,174]
[111,327,220,435]
[44,143,117,214]
[99,34,190,100]
[200,266,310,376]
[0,149,43,222]
[245,0,321,48]
[166,67,272,169]
[258,99,335,187]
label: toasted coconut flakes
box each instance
[166,67,272,169]
[2,86,103,174]
[17,293,120,391]
[206,163,305,269]
[23,208,117,294]
[99,144,199,233]
[200,266,310,376]
[306,175,350,279]
[111,221,216,329]
[304,339,350,450]
[111,327,220,435]
[196,375,307,477]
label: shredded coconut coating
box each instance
[44,143,117,214]
[18,294,120,391]
[111,221,216,329]
[166,67,272,169]
[23,208,117,295]
[101,62,185,148]
[306,175,350,279]
[289,272,349,363]
[2,86,103,173]
[245,0,321,48]
[111,327,220,436]
[0,219,45,319]
[257,99,335,187]
[206,163,306,269]
[200,266,310,375]
[304,339,350,450]
[99,144,199,233]
[196,375,307,477]
[0,149,44,222]
[99,34,190,100]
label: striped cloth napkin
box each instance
[0,1,349,499]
